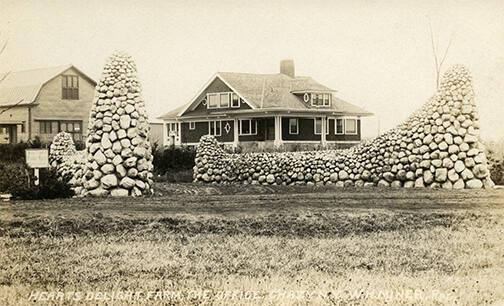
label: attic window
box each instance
[62,75,79,100]
[311,93,331,107]
[207,92,235,109]
[231,93,240,108]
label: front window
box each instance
[345,119,357,134]
[335,119,344,134]
[239,119,257,135]
[314,118,322,135]
[167,123,179,136]
[62,75,79,100]
[289,118,298,134]
[209,121,221,136]
[189,122,196,130]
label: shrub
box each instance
[0,142,29,162]
[485,140,504,185]
[0,162,32,195]
[0,161,74,199]
[0,137,51,163]
[153,145,196,175]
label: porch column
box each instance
[176,122,182,146]
[321,116,327,147]
[233,118,239,148]
[274,115,283,147]
[162,122,168,147]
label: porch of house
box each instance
[162,115,352,148]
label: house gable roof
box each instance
[159,71,372,120]
[0,64,97,107]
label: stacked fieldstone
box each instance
[49,132,77,168]
[58,151,85,186]
[77,52,154,197]
[194,65,494,189]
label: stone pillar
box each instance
[274,116,283,147]
[233,118,239,148]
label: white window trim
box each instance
[231,93,240,108]
[310,93,332,107]
[238,119,257,136]
[206,93,219,109]
[219,93,229,108]
[344,118,358,135]
[323,94,331,106]
[313,118,330,135]
[207,92,238,109]
[208,120,222,136]
[189,122,196,130]
[288,118,299,135]
[335,118,345,135]
[314,117,322,135]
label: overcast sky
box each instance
[1,0,503,140]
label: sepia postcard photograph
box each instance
[0,0,503,305]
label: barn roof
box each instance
[0,65,96,107]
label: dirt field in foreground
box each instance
[1,185,504,305]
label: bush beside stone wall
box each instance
[194,65,494,189]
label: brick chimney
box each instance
[280,59,295,78]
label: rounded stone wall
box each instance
[194,65,494,189]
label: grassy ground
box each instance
[1,184,504,305]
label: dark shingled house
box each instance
[158,60,373,149]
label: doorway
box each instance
[0,125,17,144]
[265,118,275,140]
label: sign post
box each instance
[25,149,50,186]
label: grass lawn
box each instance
[1,184,504,305]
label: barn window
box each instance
[39,121,53,134]
[59,121,83,141]
[62,75,79,100]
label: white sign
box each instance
[25,149,50,168]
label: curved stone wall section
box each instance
[194,65,494,189]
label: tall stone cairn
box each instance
[78,52,154,197]
[194,65,494,189]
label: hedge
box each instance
[152,145,196,175]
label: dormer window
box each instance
[302,92,331,107]
[206,92,240,109]
[311,93,331,107]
